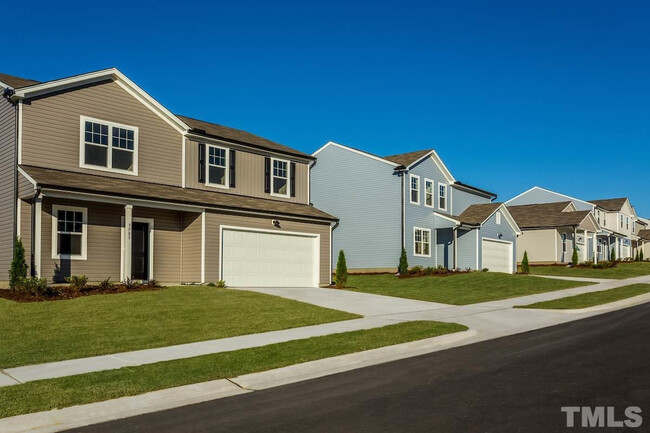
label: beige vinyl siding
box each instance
[557,229,574,263]
[181,212,202,283]
[21,81,183,186]
[204,211,331,285]
[19,199,32,275]
[132,207,182,284]
[18,171,35,198]
[185,139,309,204]
[516,229,558,263]
[0,99,16,277]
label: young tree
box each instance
[521,251,530,274]
[335,250,348,288]
[9,237,28,291]
[398,247,408,275]
[610,247,616,262]
[635,250,640,262]
[571,246,579,266]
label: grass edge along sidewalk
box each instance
[515,284,650,310]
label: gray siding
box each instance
[0,99,16,277]
[310,145,401,270]
[479,209,518,270]
[451,187,490,215]
[508,187,594,211]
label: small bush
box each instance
[206,282,217,287]
[398,247,408,275]
[521,251,530,274]
[65,275,88,292]
[335,250,348,288]
[123,277,140,290]
[423,266,436,276]
[9,237,28,291]
[216,280,227,288]
[98,278,115,290]
[19,277,49,296]
[409,265,423,275]
[145,279,160,288]
[571,247,579,266]
[610,247,616,262]
[635,251,640,262]
[482,268,489,272]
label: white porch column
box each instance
[201,210,206,284]
[34,197,42,278]
[593,233,598,264]
[583,230,589,263]
[124,205,133,281]
[453,227,458,270]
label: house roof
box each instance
[457,203,502,225]
[588,198,628,211]
[383,149,433,167]
[638,230,650,241]
[20,165,337,222]
[1,70,311,160]
[507,202,592,229]
[452,181,497,199]
[178,115,313,160]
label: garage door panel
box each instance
[222,229,318,287]
[482,239,513,274]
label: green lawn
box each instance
[0,320,466,419]
[516,284,650,310]
[0,286,359,369]
[526,261,650,280]
[347,273,592,305]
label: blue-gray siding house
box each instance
[310,142,521,276]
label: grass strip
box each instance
[516,284,650,310]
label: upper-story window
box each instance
[438,183,448,211]
[410,175,420,205]
[424,179,433,207]
[633,221,636,233]
[80,116,138,175]
[620,214,624,229]
[206,144,229,188]
[596,210,600,225]
[272,158,289,197]
[626,217,629,230]
[496,211,502,225]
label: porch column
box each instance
[593,233,598,264]
[583,230,589,262]
[33,197,42,278]
[453,227,458,270]
[124,205,133,281]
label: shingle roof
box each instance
[588,198,628,211]
[383,149,433,167]
[507,202,591,229]
[0,73,41,89]
[638,230,650,241]
[457,203,502,225]
[178,115,313,160]
[20,165,337,221]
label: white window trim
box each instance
[270,157,291,198]
[205,144,230,189]
[409,174,420,205]
[424,178,434,208]
[51,205,88,260]
[496,211,502,225]
[438,182,448,211]
[79,115,139,176]
[413,227,432,257]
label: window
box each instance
[626,217,629,230]
[424,179,433,207]
[272,158,289,196]
[80,116,138,174]
[620,215,624,228]
[633,221,636,233]
[206,145,228,187]
[496,211,502,225]
[597,241,602,254]
[52,205,87,260]
[410,175,420,204]
[438,183,447,211]
[596,210,600,225]
[414,228,431,257]
[562,233,567,253]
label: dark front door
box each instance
[131,222,149,280]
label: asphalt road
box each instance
[69,303,650,433]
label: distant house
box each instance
[310,142,521,274]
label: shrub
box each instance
[521,251,530,274]
[65,275,88,291]
[123,277,140,290]
[571,247,579,266]
[398,247,408,275]
[216,280,227,288]
[423,266,436,276]
[635,251,640,262]
[98,278,115,290]
[482,268,489,272]
[145,279,160,288]
[335,250,348,288]
[206,282,217,287]
[610,247,616,262]
[20,277,49,296]
[435,265,449,275]
[408,265,423,276]
[9,237,28,291]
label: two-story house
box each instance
[506,186,643,263]
[310,142,521,274]
[0,69,337,287]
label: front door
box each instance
[131,222,149,280]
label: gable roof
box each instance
[178,115,312,160]
[588,198,628,211]
[383,149,434,167]
[505,186,595,209]
[458,203,502,225]
[507,202,594,229]
[0,72,40,88]
[638,230,650,241]
[20,165,336,222]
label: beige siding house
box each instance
[0,68,336,287]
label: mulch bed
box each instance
[0,284,162,303]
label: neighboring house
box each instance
[638,229,650,259]
[310,142,521,274]
[507,202,600,264]
[507,186,644,262]
[0,69,337,287]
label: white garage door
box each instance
[482,238,513,274]
[221,228,319,287]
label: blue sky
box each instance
[4,1,649,214]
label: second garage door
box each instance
[482,238,513,273]
[221,228,319,287]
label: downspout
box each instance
[30,186,41,277]
[395,166,406,249]
[3,88,18,247]
[331,219,339,285]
